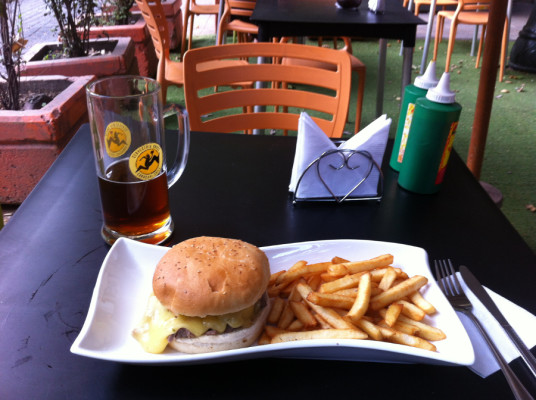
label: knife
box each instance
[460,265,536,379]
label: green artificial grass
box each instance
[169,36,536,253]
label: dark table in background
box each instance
[251,0,426,116]
[1,124,535,399]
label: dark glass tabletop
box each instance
[0,125,535,399]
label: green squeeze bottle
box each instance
[397,72,462,194]
[390,61,438,171]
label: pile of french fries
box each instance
[258,254,446,352]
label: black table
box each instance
[1,124,535,399]
[251,0,426,116]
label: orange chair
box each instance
[136,0,250,103]
[181,0,220,59]
[217,0,258,44]
[183,42,352,137]
[411,0,458,16]
[432,0,507,79]
[280,37,366,133]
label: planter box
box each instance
[132,0,183,49]
[22,37,139,78]
[0,75,94,204]
[88,13,158,77]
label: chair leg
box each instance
[475,24,486,68]
[188,13,195,53]
[354,65,366,133]
[181,11,190,59]
[499,18,508,82]
[445,21,458,72]
[433,15,443,62]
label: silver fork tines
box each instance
[433,259,534,400]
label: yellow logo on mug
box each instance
[129,143,163,180]
[105,121,131,157]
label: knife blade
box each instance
[460,265,536,379]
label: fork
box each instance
[434,259,534,400]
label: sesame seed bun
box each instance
[152,236,271,317]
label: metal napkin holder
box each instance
[292,148,384,204]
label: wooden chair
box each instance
[181,0,220,59]
[135,0,250,103]
[183,42,352,137]
[216,0,258,45]
[280,37,366,133]
[432,0,507,80]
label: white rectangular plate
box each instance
[71,238,475,366]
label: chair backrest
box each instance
[457,0,491,13]
[226,0,256,18]
[183,42,352,137]
[135,0,171,60]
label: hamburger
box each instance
[133,236,271,354]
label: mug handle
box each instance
[163,104,190,188]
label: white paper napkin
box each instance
[456,274,536,378]
[289,112,391,200]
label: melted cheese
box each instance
[132,293,255,354]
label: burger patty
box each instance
[169,295,268,341]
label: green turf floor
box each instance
[169,36,536,254]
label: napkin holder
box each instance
[292,144,384,204]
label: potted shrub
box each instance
[88,0,157,77]
[0,0,94,203]
[21,0,139,78]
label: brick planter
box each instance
[132,0,183,49]
[0,75,94,204]
[88,13,158,77]
[22,37,139,77]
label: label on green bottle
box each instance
[397,102,416,163]
[435,121,458,185]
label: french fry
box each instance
[287,319,305,331]
[378,266,398,291]
[263,254,444,352]
[325,263,350,277]
[274,260,306,285]
[276,261,331,285]
[277,302,295,329]
[378,326,436,352]
[331,256,350,264]
[312,311,332,329]
[391,321,420,336]
[267,296,286,324]
[369,267,390,282]
[268,270,285,286]
[271,329,367,343]
[396,299,426,321]
[384,303,403,327]
[370,275,428,310]
[394,314,446,341]
[347,272,372,322]
[289,301,317,328]
[409,290,437,315]
[306,292,355,310]
[319,271,364,294]
[335,254,394,275]
[307,274,323,291]
[354,318,383,341]
[257,331,271,345]
[264,325,286,338]
[296,282,356,330]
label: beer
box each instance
[98,159,171,241]
[87,76,189,245]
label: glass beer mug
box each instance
[86,76,189,245]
